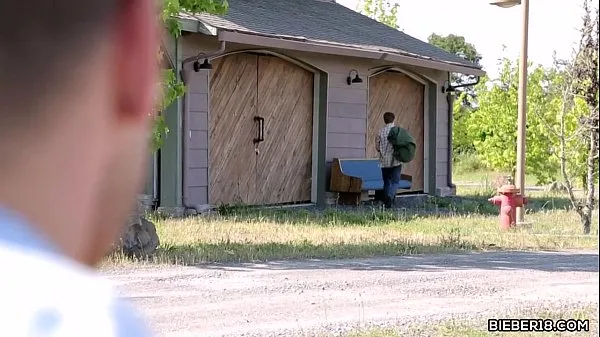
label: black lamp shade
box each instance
[193,59,212,72]
[347,74,363,85]
[352,75,363,83]
[346,69,362,85]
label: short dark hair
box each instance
[383,112,395,124]
[0,1,118,132]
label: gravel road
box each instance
[103,250,599,337]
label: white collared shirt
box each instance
[0,206,152,337]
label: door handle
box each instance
[253,116,264,144]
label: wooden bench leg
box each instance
[338,192,360,206]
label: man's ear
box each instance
[113,0,159,123]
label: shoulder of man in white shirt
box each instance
[0,245,150,337]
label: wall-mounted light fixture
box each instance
[490,0,521,8]
[346,69,363,85]
[441,81,456,94]
[182,41,227,76]
[193,59,212,72]
[441,76,481,93]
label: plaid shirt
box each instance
[376,123,402,168]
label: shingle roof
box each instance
[181,0,482,71]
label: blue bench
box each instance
[329,158,412,206]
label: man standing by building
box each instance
[1,1,159,336]
[375,112,403,209]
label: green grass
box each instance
[103,189,598,267]
[451,152,598,189]
[453,169,541,187]
[340,306,598,336]
[452,153,542,186]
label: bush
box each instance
[453,152,487,174]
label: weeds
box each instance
[336,306,597,336]
[103,190,598,267]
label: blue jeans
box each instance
[381,165,402,206]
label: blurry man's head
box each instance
[0,1,160,265]
[383,112,395,124]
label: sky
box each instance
[335,0,595,79]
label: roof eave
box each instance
[176,16,485,76]
[217,30,485,76]
[178,17,218,36]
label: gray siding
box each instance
[178,34,454,202]
[319,63,451,192]
[325,70,369,161]
[433,72,450,189]
[183,63,210,205]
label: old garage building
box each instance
[148,0,484,213]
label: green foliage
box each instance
[564,97,593,179]
[428,33,482,159]
[162,0,229,37]
[461,58,592,185]
[356,0,400,29]
[467,60,559,183]
[453,152,486,174]
[428,33,482,153]
[428,33,480,64]
[152,0,228,152]
[452,91,476,154]
[151,69,186,151]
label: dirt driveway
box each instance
[102,250,599,337]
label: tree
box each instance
[428,33,481,106]
[451,90,477,155]
[152,60,185,151]
[428,33,480,64]
[356,0,400,29]
[152,0,229,152]
[552,0,598,234]
[428,34,482,156]
[466,59,565,185]
[119,0,229,257]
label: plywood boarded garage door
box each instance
[367,71,425,192]
[209,53,259,205]
[256,55,314,205]
[209,53,314,206]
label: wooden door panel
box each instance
[208,53,258,205]
[256,55,314,204]
[368,71,425,192]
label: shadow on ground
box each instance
[144,238,600,273]
[192,250,599,273]
[197,194,587,226]
[135,194,598,270]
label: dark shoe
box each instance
[383,196,393,209]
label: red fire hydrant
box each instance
[488,184,528,230]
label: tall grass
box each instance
[103,190,598,267]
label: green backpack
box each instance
[387,126,417,163]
